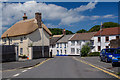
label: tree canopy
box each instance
[88,22,119,32]
[76,29,87,33]
[49,28,73,35]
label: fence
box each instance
[0,45,16,62]
[32,46,49,59]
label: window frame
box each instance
[98,37,101,42]
[105,36,109,42]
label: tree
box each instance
[88,22,119,32]
[81,42,90,57]
[88,25,100,32]
[76,29,87,33]
[102,22,119,28]
[49,28,73,35]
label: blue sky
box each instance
[1,1,118,33]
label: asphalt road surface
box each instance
[2,56,119,79]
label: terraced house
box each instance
[94,27,120,51]
[68,32,97,55]
[1,12,52,57]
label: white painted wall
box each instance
[2,28,50,57]
[67,40,91,55]
[94,35,119,52]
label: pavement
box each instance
[1,58,46,71]
[2,56,120,79]
[76,56,120,74]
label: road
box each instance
[2,56,119,79]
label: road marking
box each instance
[22,70,27,72]
[3,58,52,72]
[34,58,52,68]
[13,73,20,77]
[73,57,120,79]
[27,67,32,70]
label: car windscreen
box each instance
[115,49,120,54]
[106,49,115,54]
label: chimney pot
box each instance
[63,28,66,35]
[23,13,27,20]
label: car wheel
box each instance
[112,63,116,67]
[105,58,109,63]
[100,57,103,61]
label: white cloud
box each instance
[1,1,117,26]
[103,14,116,18]
[0,0,8,2]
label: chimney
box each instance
[63,28,66,35]
[23,13,27,20]
[35,12,42,28]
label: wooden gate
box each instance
[1,45,16,62]
[32,46,49,59]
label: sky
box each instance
[0,0,119,35]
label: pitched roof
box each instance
[1,18,52,38]
[57,34,73,43]
[69,32,97,41]
[94,27,120,36]
[50,35,63,45]
[53,35,63,37]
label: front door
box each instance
[57,50,59,56]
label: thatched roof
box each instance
[1,18,52,38]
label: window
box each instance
[65,50,66,54]
[98,46,101,51]
[106,36,109,42]
[10,38,12,44]
[106,46,109,49]
[77,48,80,54]
[20,48,23,55]
[71,48,75,54]
[60,43,62,48]
[71,41,75,46]
[116,36,119,39]
[64,43,66,48]
[3,39,6,43]
[57,43,59,48]
[61,50,62,54]
[20,37,23,43]
[77,41,81,46]
[98,37,101,42]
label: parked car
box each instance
[112,48,120,67]
[100,48,116,63]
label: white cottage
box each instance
[67,32,97,55]
[56,34,73,55]
[1,13,52,56]
[94,27,120,52]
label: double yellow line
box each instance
[73,57,120,79]
[3,58,52,72]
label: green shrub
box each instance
[81,43,91,57]
[88,52,100,56]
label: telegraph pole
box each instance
[42,22,44,57]
[100,22,102,51]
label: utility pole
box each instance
[100,22,102,51]
[42,22,44,57]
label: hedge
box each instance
[88,52,100,56]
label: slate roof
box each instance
[57,34,73,43]
[50,35,63,45]
[69,32,97,41]
[2,18,52,38]
[94,27,120,36]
